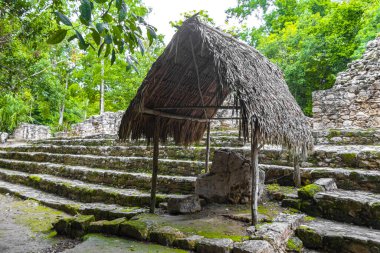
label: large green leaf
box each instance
[104,44,111,57]
[90,29,101,45]
[104,34,113,44]
[47,29,68,44]
[75,30,87,49]
[98,42,105,57]
[79,0,92,26]
[111,49,116,65]
[146,25,157,46]
[54,12,72,26]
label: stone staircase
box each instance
[0,128,379,252]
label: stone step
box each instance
[3,144,378,170]
[313,128,380,145]
[262,164,380,193]
[0,168,190,208]
[0,179,147,220]
[0,151,205,176]
[296,219,380,253]
[31,135,247,147]
[301,189,380,228]
[0,158,196,194]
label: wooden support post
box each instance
[150,116,160,213]
[205,121,211,173]
[293,154,301,187]
[250,120,260,225]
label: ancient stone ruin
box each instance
[56,111,124,137]
[12,123,51,140]
[312,37,380,130]
[196,149,265,204]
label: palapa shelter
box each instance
[119,16,313,224]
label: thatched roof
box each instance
[119,17,313,154]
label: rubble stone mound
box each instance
[313,36,380,129]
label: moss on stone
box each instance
[298,184,323,200]
[29,175,42,183]
[119,219,151,240]
[149,226,185,246]
[296,225,322,249]
[340,153,357,167]
[11,199,68,235]
[286,236,303,252]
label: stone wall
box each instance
[12,123,51,140]
[62,111,124,137]
[312,37,380,130]
[0,132,8,143]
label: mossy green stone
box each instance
[102,217,127,235]
[149,226,185,246]
[298,184,323,200]
[286,236,303,252]
[282,198,301,210]
[53,217,75,235]
[340,153,357,167]
[88,220,107,233]
[296,225,322,249]
[119,219,151,240]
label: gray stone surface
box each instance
[251,213,305,252]
[0,158,196,194]
[12,123,51,140]
[313,178,337,191]
[0,179,146,220]
[0,167,190,208]
[197,238,234,253]
[196,149,265,204]
[233,240,274,253]
[167,194,201,214]
[314,189,380,228]
[296,219,380,253]
[0,132,8,143]
[312,37,380,130]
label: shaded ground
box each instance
[0,194,78,253]
[63,234,189,253]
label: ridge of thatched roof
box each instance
[119,17,313,155]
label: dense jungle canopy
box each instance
[0,0,379,133]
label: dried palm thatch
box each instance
[119,16,313,155]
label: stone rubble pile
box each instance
[12,123,51,140]
[57,111,124,137]
[312,36,380,129]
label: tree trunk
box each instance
[150,116,160,213]
[99,58,105,114]
[293,154,301,187]
[205,121,211,173]
[58,72,69,126]
[251,120,260,225]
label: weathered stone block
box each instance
[119,219,151,241]
[298,184,323,200]
[196,150,265,204]
[232,240,274,253]
[167,195,201,214]
[314,178,337,191]
[173,235,204,250]
[197,238,234,253]
[102,217,126,235]
[149,226,185,246]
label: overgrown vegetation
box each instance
[228,0,380,115]
[1,0,379,133]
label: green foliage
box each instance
[0,93,32,132]
[228,0,380,115]
[0,0,163,134]
[169,10,215,29]
[48,0,157,69]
